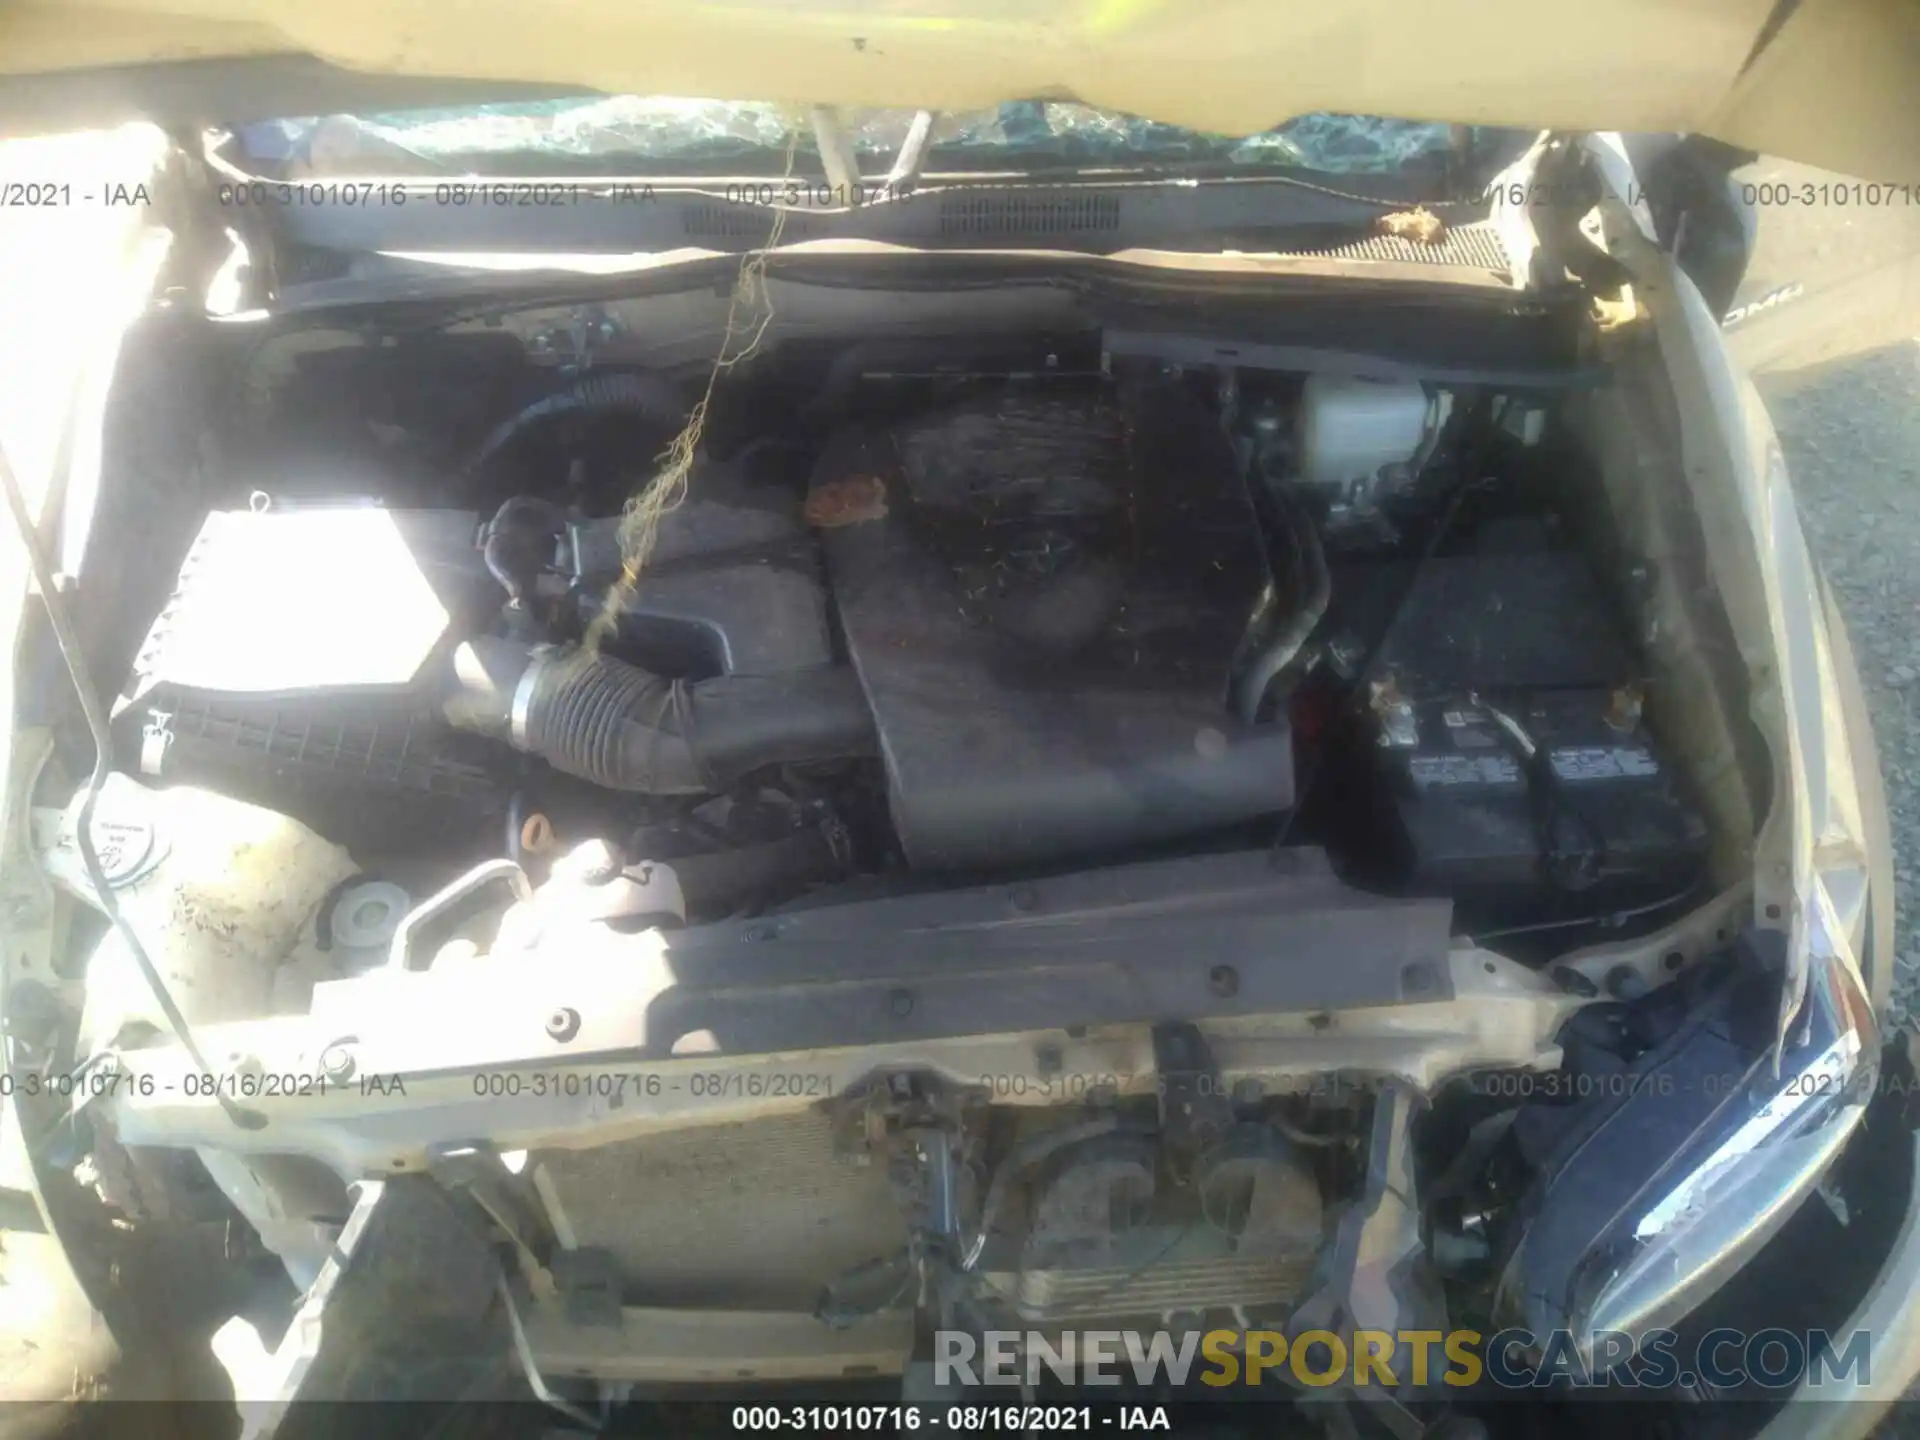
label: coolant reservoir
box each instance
[32,774,360,1290]
[33,773,357,1050]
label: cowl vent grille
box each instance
[682,205,828,240]
[938,193,1123,236]
[1276,218,1510,271]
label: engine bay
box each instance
[16,284,1806,1417]
[116,325,1707,948]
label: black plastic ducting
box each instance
[462,370,688,485]
[442,636,876,795]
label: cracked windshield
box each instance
[237,98,1468,178]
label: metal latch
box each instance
[1152,1022,1234,1180]
[139,709,174,776]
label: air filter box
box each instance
[118,506,505,838]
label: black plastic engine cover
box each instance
[566,456,833,678]
[812,382,1293,870]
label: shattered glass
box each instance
[237,98,1463,177]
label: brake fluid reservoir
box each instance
[1296,374,1432,495]
[33,773,357,1048]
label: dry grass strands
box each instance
[585,130,799,651]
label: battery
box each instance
[1369,689,1710,912]
[1324,545,1710,923]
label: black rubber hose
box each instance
[1233,482,1331,722]
[442,637,877,794]
[462,370,688,485]
[959,1116,1125,1271]
[481,509,561,599]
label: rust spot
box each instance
[805,474,889,528]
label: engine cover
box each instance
[811,383,1294,870]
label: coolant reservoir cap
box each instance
[80,791,165,889]
[91,816,155,886]
[33,773,170,896]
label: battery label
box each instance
[1408,753,1524,788]
[1550,745,1659,781]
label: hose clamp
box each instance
[510,647,552,751]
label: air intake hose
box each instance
[441,637,876,794]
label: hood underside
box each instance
[0,0,1913,180]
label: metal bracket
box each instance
[388,859,532,972]
[1153,1022,1234,1180]
[552,1247,624,1330]
[424,1141,558,1304]
[502,1276,602,1430]
[831,1070,976,1247]
[1289,1081,1444,1405]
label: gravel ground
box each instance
[1758,345,1920,1022]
